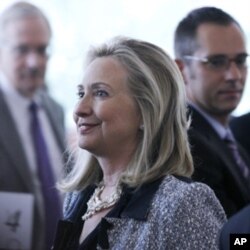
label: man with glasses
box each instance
[0,2,66,250]
[174,6,250,218]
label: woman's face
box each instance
[74,56,141,156]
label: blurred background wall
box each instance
[0,0,249,131]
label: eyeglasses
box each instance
[183,53,249,71]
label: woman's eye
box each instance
[95,90,108,97]
[77,91,84,98]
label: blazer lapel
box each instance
[189,106,250,198]
[0,90,34,191]
[207,133,250,195]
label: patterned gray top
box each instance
[61,175,227,250]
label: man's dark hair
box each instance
[174,7,242,58]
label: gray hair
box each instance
[60,36,193,192]
[0,1,51,44]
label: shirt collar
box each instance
[0,72,43,109]
[117,177,164,220]
[190,102,228,139]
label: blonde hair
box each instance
[60,36,193,192]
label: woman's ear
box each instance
[139,124,144,131]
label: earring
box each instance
[139,124,144,130]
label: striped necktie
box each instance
[224,130,250,179]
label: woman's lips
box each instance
[78,123,99,134]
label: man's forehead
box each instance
[2,17,51,45]
[4,16,50,35]
[195,23,246,54]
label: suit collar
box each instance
[65,177,164,224]
[0,87,65,191]
[188,105,219,140]
[55,176,192,249]
[56,178,163,249]
[118,177,163,220]
[188,105,250,195]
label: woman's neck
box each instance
[96,156,129,186]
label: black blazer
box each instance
[230,112,250,157]
[188,106,250,218]
[220,204,250,250]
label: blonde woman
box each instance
[53,37,226,250]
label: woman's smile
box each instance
[78,122,100,134]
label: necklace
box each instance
[82,183,122,221]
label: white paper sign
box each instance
[0,192,34,250]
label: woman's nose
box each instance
[73,94,93,120]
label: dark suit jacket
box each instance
[230,112,250,157]
[0,88,67,250]
[188,106,250,218]
[220,204,250,250]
